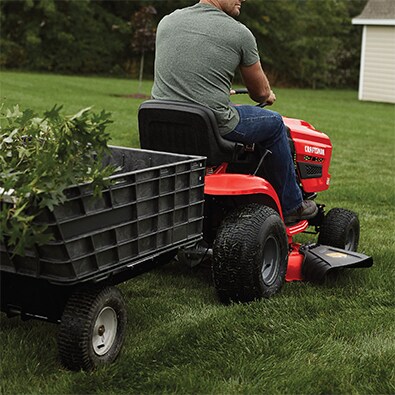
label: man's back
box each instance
[152,3,259,135]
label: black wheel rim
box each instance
[345,227,356,251]
[261,236,280,286]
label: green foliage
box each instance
[0,0,129,74]
[0,0,367,88]
[0,104,115,255]
[240,0,368,88]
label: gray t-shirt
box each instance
[151,3,260,135]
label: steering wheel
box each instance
[231,88,267,108]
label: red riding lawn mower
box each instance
[138,93,373,303]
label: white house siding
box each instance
[359,25,395,103]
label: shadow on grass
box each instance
[110,93,151,99]
[154,257,214,286]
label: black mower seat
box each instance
[138,100,244,167]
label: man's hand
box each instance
[265,90,276,106]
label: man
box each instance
[151,0,318,224]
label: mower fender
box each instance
[204,173,282,215]
[300,244,373,282]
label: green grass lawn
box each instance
[1,71,394,394]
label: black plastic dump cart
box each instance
[1,146,205,371]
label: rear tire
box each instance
[58,286,127,371]
[318,208,360,251]
[212,204,288,303]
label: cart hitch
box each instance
[300,244,373,282]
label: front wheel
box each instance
[57,286,127,371]
[318,208,360,251]
[212,204,288,303]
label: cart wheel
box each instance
[318,208,360,251]
[213,204,288,303]
[57,286,127,371]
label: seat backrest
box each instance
[138,100,242,166]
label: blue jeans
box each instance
[223,105,302,215]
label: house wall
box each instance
[359,25,395,103]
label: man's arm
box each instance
[239,61,276,105]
